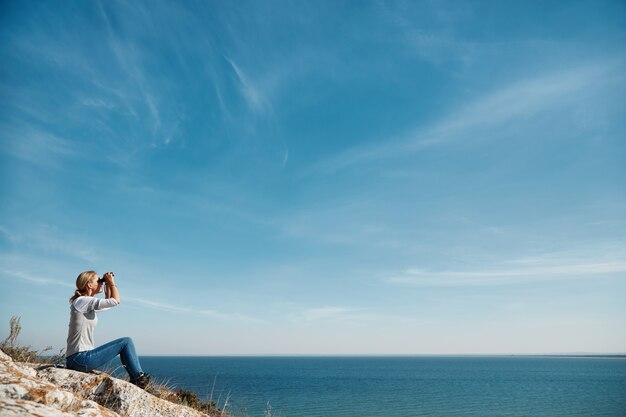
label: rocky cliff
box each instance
[0,349,212,417]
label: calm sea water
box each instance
[134,356,626,417]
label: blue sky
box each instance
[1,0,625,355]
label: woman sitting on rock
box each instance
[65,271,151,389]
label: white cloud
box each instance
[1,268,74,288]
[124,296,193,313]
[294,306,429,327]
[80,98,116,109]
[388,256,626,287]
[282,148,289,168]
[4,224,100,264]
[301,306,355,321]
[124,296,265,323]
[225,56,269,114]
[1,124,76,167]
[95,0,165,140]
[313,60,623,173]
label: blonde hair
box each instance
[69,271,98,303]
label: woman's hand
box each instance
[103,272,116,286]
[103,272,120,304]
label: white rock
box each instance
[0,381,29,400]
[39,368,210,417]
[0,350,12,362]
[76,399,115,417]
[38,368,106,398]
[14,362,37,377]
[43,387,76,408]
[0,349,213,417]
[0,398,75,416]
[0,351,120,417]
[0,360,46,399]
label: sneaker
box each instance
[130,372,151,389]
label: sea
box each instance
[132,356,626,417]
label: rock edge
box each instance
[0,349,211,417]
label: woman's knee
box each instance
[119,337,136,351]
[117,336,133,345]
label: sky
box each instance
[1,0,625,355]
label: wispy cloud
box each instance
[409,33,475,67]
[124,296,193,314]
[0,225,18,242]
[1,268,74,288]
[80,98,116,110]
[282,148,289,168]
[96,0,164,139]
[224,56,267,112]
[1,124,76,167]
[224,56,270,114]
[301,306,356,321]
[388,255,626,287]
[313,60,623,174]
[275,200,400,246]
[125,296,265,323]
[292,306,429,326]
[1,224,101,264]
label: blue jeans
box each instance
[66,337,143,380]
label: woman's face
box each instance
[89,276,103,294]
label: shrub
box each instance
[173,387,221,415]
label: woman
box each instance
[65,271,151,388]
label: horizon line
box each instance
[133,353,626,358]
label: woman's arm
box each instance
[103,272,121,304]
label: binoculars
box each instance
[97,272,114,284]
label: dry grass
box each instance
[1,316,65,364]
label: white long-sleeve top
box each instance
[66,296,118,357]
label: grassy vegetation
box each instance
[156,386,223,416]
[1,316,65,364]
